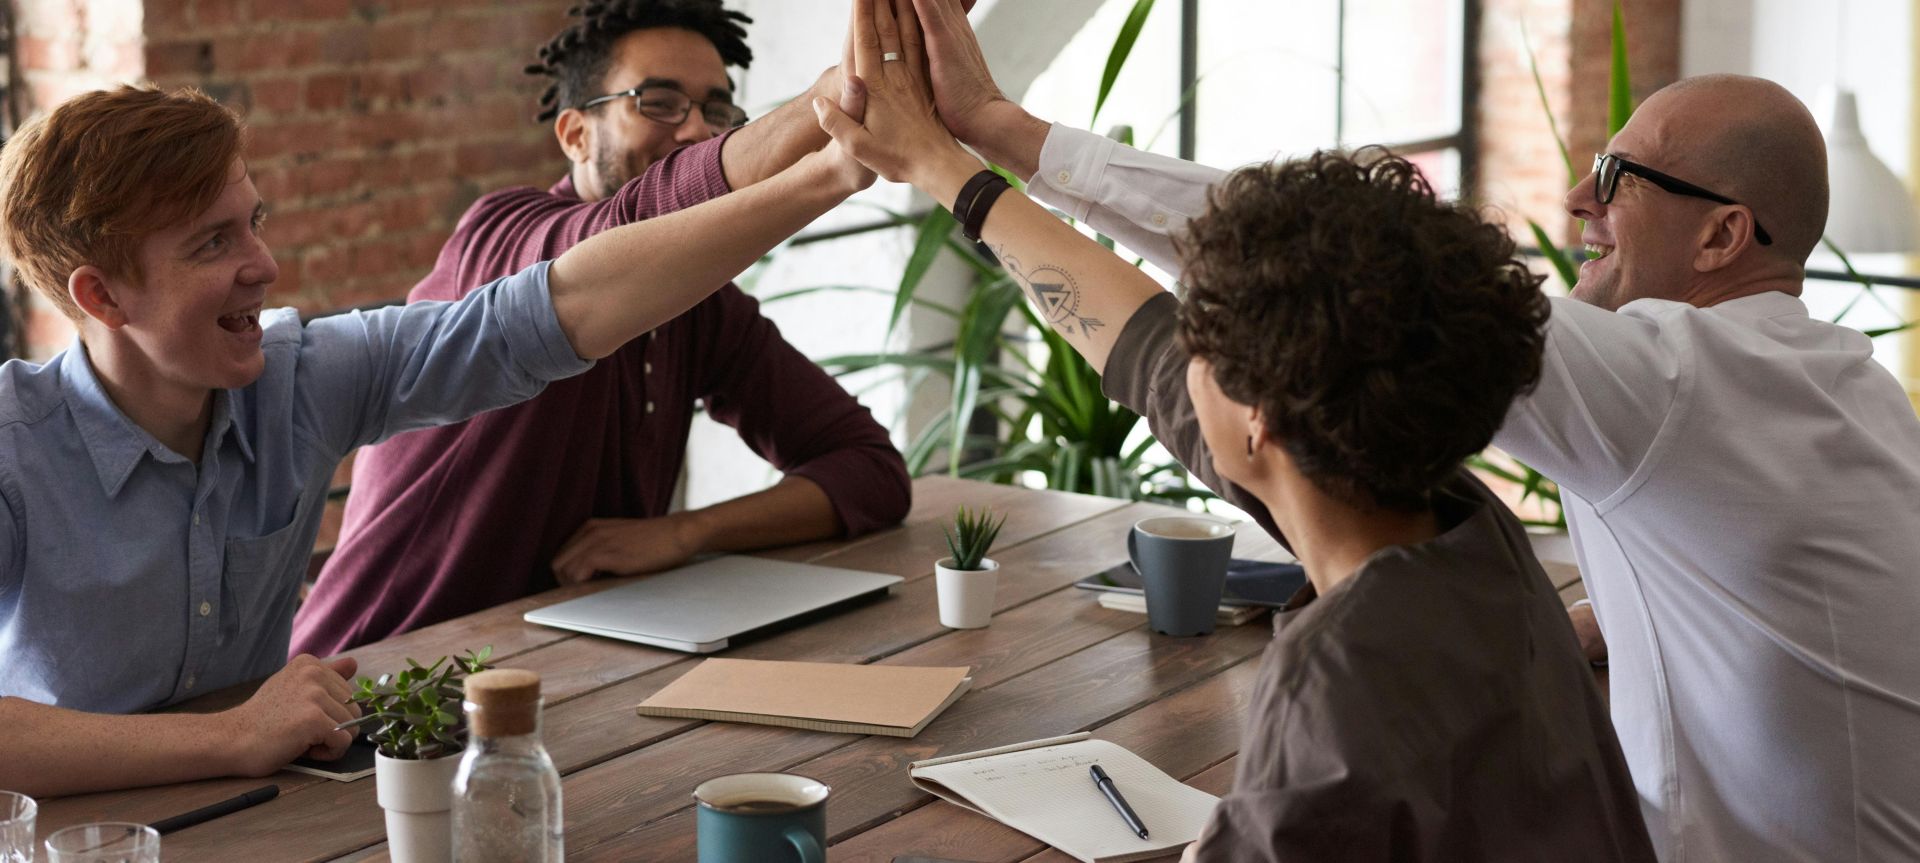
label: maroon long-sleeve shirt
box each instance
[291,136,911,657]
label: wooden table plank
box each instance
[574,623,1274,859]
[826,658,1262,863]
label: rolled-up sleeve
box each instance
[1101,292,1278,538]
[295,260,595,455]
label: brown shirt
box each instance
[1103,293,1653,862]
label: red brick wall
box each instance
[143,0,576,314]
[10,0,576,358]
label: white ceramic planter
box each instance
[375,751,460,863]
[935,558,999,629]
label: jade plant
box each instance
[942,506,1006,571]
[351,646,493,760]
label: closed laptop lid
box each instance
[523,555,903,652]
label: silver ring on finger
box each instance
[882,52,902,62]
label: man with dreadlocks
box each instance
[293,0,913,656]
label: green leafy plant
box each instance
[942,506,1005,571]
[351,646,493,760]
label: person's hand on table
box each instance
[812,0,983,201]
[216,654,360,776]
[1569,601,1607,665]
[551,515,714,584]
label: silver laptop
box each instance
[522,555,903,653]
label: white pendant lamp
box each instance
[1823,89,1918,254]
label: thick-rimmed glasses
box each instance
[1592,153,1772,245]
[580,85,748,134]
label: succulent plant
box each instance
[351,645,493,760]
[942,506,1005,571]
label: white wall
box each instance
[1683,0,1914,376]
[680,0,1110,510]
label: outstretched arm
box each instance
[912,0,1223,276]
[814,0,1156,373]
[548,140,872,360]
[0,656,359,798]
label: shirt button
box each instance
[644,362,652,374]
[193,514,200,526]
[184,675,196,690]
[199,601,212,617]
[645,401,655,414]
[1151,213,1169,226]
[1056,170,1072,185]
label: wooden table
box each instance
[36,476,1590,861]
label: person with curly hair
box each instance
[294,0,946,656]
[809,1,1654,859]
[859,2,1920,860]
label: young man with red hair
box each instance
[0,79,871,796]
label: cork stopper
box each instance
[465,669,542,737]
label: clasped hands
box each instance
[813,0,1009,206]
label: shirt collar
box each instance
[58,343,253,497]
[550,174,581,201]
[1707,290,1807,323]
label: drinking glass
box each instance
[0,791,34,863]
[42,823,158,863]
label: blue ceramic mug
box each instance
[693,773,829,863]
[1128,515,1235,636]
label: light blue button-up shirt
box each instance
[0,261,590,714]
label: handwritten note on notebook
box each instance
[909,733,1219,863]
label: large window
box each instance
[1023,0,1476,194]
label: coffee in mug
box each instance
[694,773,829,863]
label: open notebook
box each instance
[909,733,1219,863]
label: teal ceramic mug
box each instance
[694,773,829,863]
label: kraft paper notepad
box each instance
[635,658,971,737]
[909,732,1220,863]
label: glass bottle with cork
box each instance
[451,669,563,861]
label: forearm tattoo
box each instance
[989,243,1107,340]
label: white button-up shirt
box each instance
[1029,123,1920,861]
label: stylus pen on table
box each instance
[1090,764,1149,839]
[150,784,279,835]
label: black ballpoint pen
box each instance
[1090,764,1149,839]
[150,784,279,835]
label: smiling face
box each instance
[1564,106,1723,311]
[104,158,278,392]
[565,27,733,202]
[1563,76,1829,311]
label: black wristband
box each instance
[952,170,1013,240]
[959,174,1013,242]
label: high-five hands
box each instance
[813,0,982,196]
[909,0,1021,147]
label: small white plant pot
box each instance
[375,751,461,863]
[936,557,999,629]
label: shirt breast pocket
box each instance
[220,508,309,646]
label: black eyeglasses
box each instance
[1592,153,1772,246]
[580,85,748,133]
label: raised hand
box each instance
[813,0,980,192]
[911,0,1017,145]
